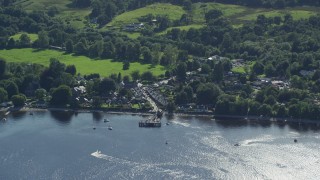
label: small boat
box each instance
[93,127,96,130]
[96,150,101,154]
[108,126,113,130]
[104,119,109,123]
[166,123,169,125]
[234,143,240,147]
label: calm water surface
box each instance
[0,111,319,179]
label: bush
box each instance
[11,94,26,107]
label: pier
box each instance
[139,116,161,127]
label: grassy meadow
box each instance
[10,33,38,41]
[107,3,186,27]
[0,48,165,77]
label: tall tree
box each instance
[0,58,6,78]
[50,85,72,106]
[37,31,49,48]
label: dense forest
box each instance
[1,0,320,120]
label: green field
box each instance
[15,0,91,28]
[239,9,317,21]
[106,3,186,27]
[10,33,38,41]
[0,48,165,77]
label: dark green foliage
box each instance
[36,31,49,48]
[141,71,154,82]
[196,83,221,105]
[5,81,19,98]
[11,94,26,107]
[131,70,140,81]
[176,62,187,81]
[50,85,72,106]
[99,78,116,95]
[0,58,5,78]
[123,61,130,70]
[65,40,73,53]
[65,65,76,76]
[0,87,8,103]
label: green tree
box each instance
[65,39,73,53]
[7,38,15,49]
[141,46,153,63]
[5,81,19,98]
[19,33,31,47]
[205,9,223,22]
[50,85,72,106]
[35,88,47,101]
[123,61,130,70]
[92,96,102,108]
[65,65,76,76]
[37,31,49,48]
[176,62,187,81]
[74,42,87,55]
[131,70,140,81]
[99,78,116,95]
[0,88,8,103]
[141,71,154,82]
[213,61,224,83]
[11,94,26,107]
[196,83,221,105]
[0,58,6,78]
[277,105,288,117]
[161,45,178,66]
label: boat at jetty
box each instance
[139,115,161,127]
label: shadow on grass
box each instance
[32,48,46,53]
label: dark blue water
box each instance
[0,111,319,179]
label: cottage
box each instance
[123,23,144,32]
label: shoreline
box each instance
[1,107,320,125]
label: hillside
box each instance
[14,0,91,28]
[102,2,320,38]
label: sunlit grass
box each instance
[0,48,165,77]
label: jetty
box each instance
[139,115,161,127]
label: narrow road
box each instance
[142,87,158,112]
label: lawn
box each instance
[106,3,186,27]
[10,33,38,41]
[14,0,91,28]
[192,2,247,23]
[0,48,165,77]
[157,24,204,35]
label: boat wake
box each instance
[240,135,275,146]
[90,151,199,179]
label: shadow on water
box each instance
[215,119,249,128]
[287,122,320,132]
[50,110,74,125]
[10,111,27,121]
[165,114,175,120]
[92,112,103,121]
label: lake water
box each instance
[0,111,320,179]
